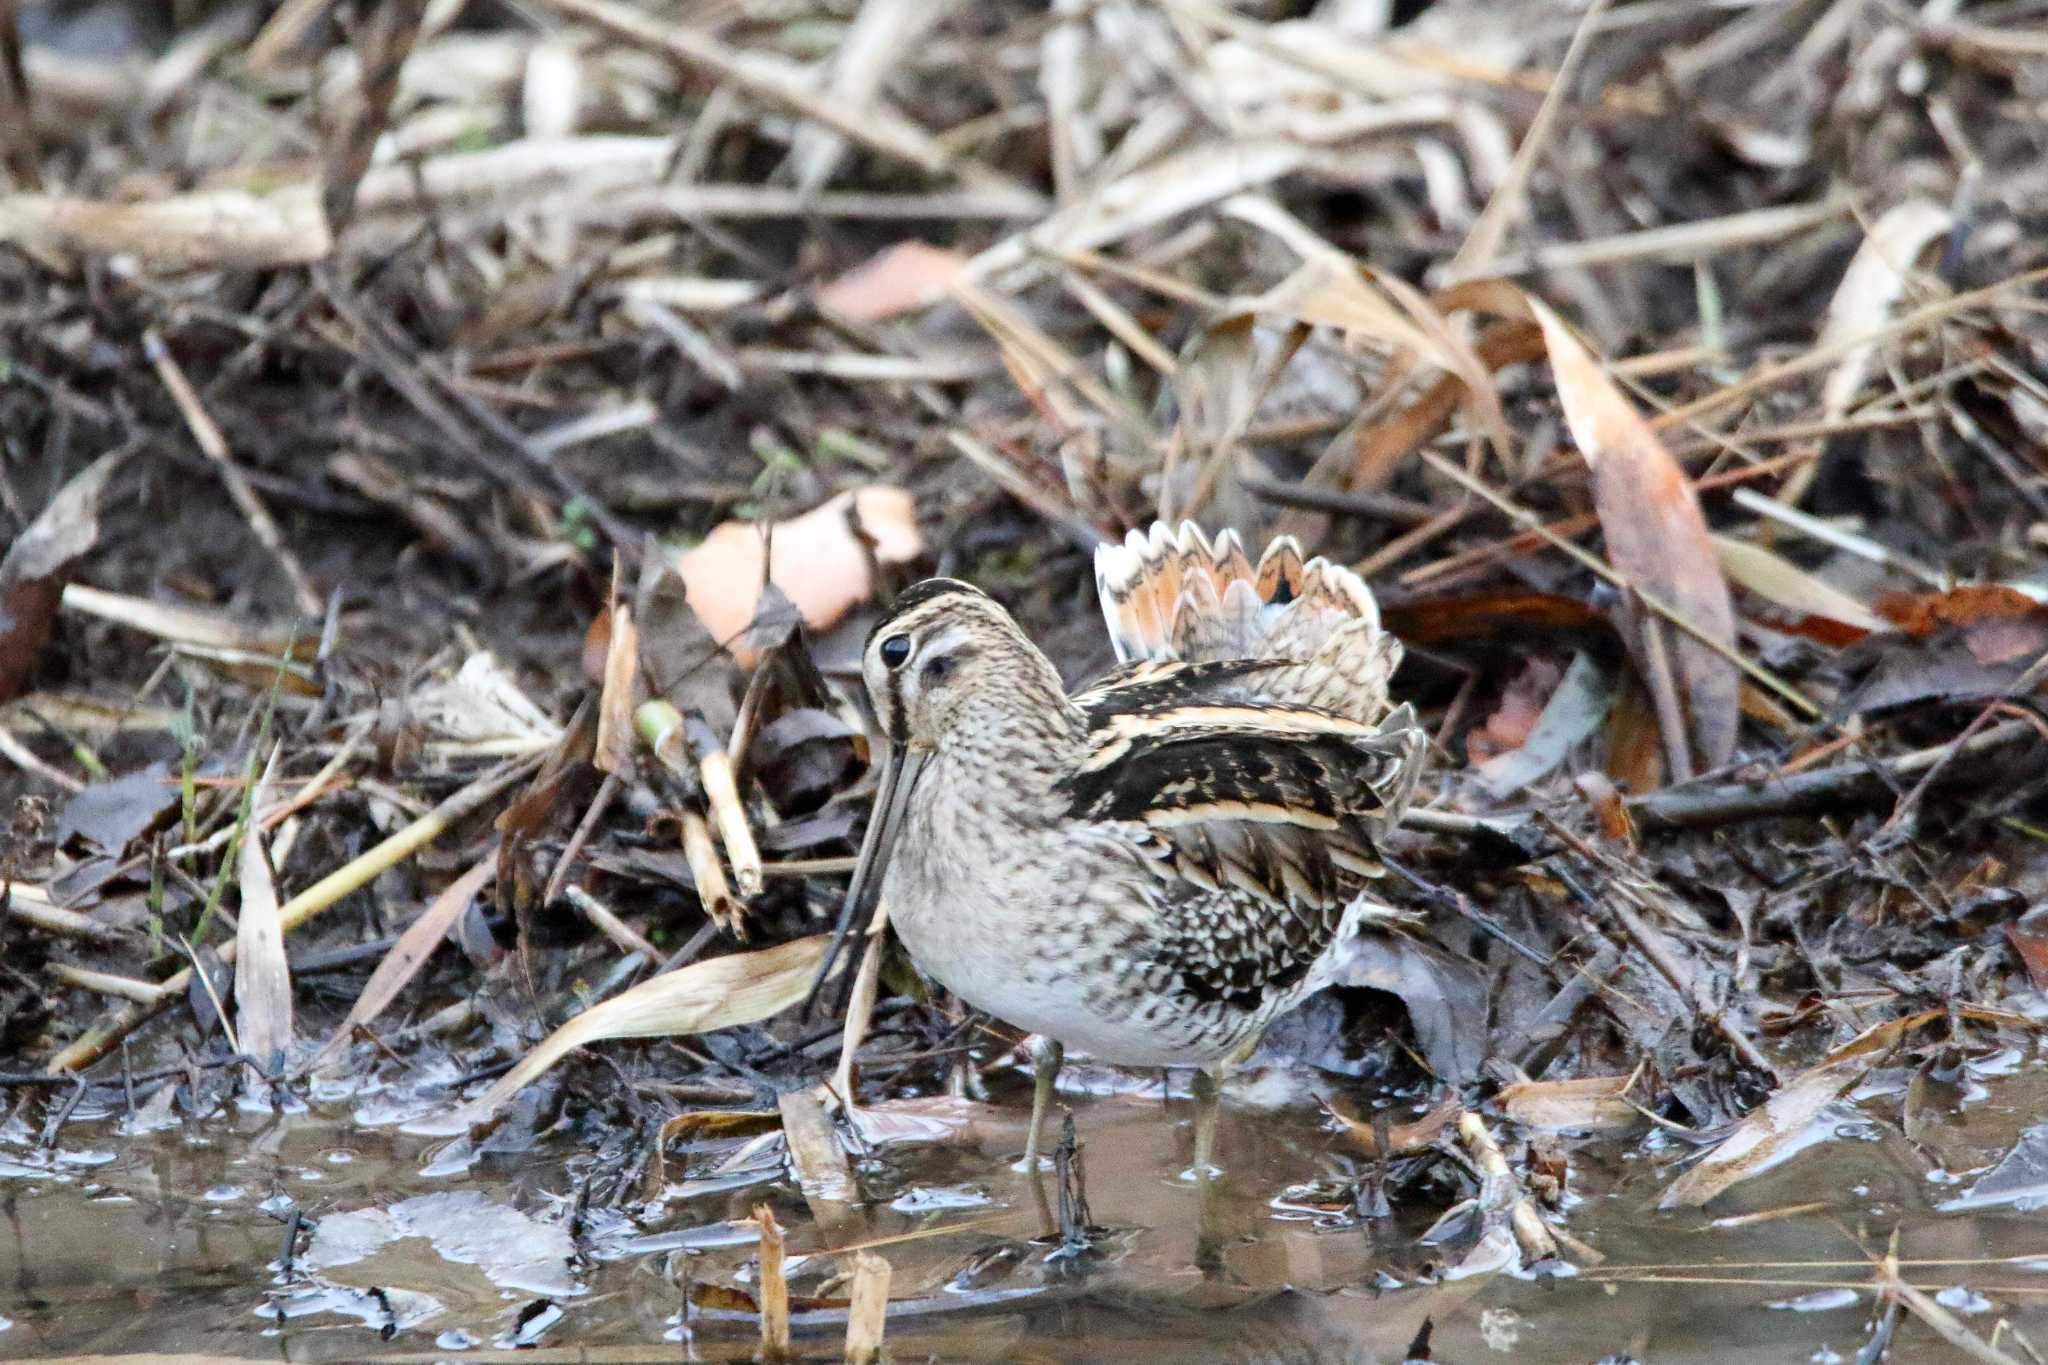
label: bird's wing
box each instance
[1056,689,1426,1009]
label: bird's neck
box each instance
[934,652,1082,797]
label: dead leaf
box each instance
[1659,1008,1949,1209]
[1380,589,1610,648]
[1713,535,1890,636]
[1876,585,2048,666]
[2007,913,2048,991]
[817,241,966,322]
[234,749,293,1078]
[1849,588,2048,711]
[0,450,123,703]
[1775,199,1952,506]
[461,934,837,1120]
[582,604,612,684]
[1498,1074,1639,1133]
[1325,1095,1463,1156]
[53,762,177,854]
[594,599,641,776]
[674,487,924,669]
[306,855,496,1074]
[1533,298,1739,779]
[1473,653,1618,798]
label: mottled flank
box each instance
[846,520,1427,1070]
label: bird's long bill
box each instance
[805,741,929,1018]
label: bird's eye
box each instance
[878,634,912,669]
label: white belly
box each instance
[886,856,1255,1068]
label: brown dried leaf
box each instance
[1713,535,1890,636]
[1325,1095,1463,1157]
[461,934,836,1120]
[1533,298,1739,774]
[1466,657,1564,765]
[1498,1074,1638,1133]
[1877,585,2048,666]
[594,600,641,776]
[0,450,122,703]
[1380,589,1610,648]
[306,856,496,1074]
[2006,915,2048,991]
[674,487,924,669]
[234,750,293,1077]
[1660,1008,1947,1209]
[1815,201,1953,423]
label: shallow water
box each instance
[5,1059,2048,1363]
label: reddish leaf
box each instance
[1878,584,2046,641]
[1380,589,1609,647]
[1534,300,1739,777]
[2007,918,2048,991]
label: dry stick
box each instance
[760,857,857,879]
[540,770,619,908]
[322,0,429,232]
[692,732,762,898]
[1455,1111,1561,1265]
[778,1087,859,1214]
[3,891,123,946]
[753,1203,791,1361]
[44,754,539,1074]
[844,1252,892,1365]
[1881,653,2048,836]
[143,330,323,618]
[1419,450,1819,719]
[678,810,741,935]
[560,883,660,960]
[1635,600,1695,784]
[831,909,890,1109]
[1628,720,2034,830]
[45,964,169,1006]
[0,723,84,793]
[1650,264,2048,433]
[1447,0,1615,278]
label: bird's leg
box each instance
[1014,1035,1064,1173]
[1188,1061,1224,1181]
[1191,1062,1227,1274]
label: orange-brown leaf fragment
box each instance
[675,487,924,668]
[2007,918,2048,991]
[1467,657,1563,765]
[1533,299,1739,773]
[817,241,966,323]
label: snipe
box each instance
[817,522,1427,1175]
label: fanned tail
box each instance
[1095,521,1379,662]
[1094,521,1401,723]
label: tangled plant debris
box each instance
[2,1,2047,1361]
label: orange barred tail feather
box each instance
[1093,522,1401,724]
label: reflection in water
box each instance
[0,1063,2046,1362]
